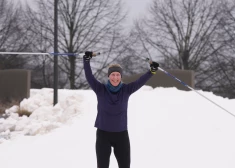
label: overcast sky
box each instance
[124,0,152,21]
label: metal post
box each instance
[54,0,58,105]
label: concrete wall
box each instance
[122,70,194,91]
[0,69,31,101]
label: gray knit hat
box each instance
[108,64,123,77]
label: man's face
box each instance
[109,72,121,86]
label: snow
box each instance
[0,86,235,168]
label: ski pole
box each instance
[145,58,235,118]
[0,52,100,56]
[0,52,76,56]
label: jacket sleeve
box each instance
[125,70,153,94]
[83,59,103,93]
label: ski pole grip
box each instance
[79,52,100,57]
[91,52,101,57]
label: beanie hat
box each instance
[108,64,123,77]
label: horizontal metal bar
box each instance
[0,52,85,56]
[0,52,50,55]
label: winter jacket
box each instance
[83,59,153,132]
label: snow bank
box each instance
[0,88,84,142]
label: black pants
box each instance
[96,129,130,168]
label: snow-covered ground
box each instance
[0,86,235,168]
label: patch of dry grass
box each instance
[0,98,32,117]
[17,109,32,117]
[0,98,20,116]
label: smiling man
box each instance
[83,51,159,168]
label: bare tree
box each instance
[133,0,225,69]
[24,0,128,89]
[21,3,65,89]
[128,0,235,98]
[197,0,235,98]
[0,0,32,70]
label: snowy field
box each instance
[0,86,235,168]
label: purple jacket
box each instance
[84,60,153,132]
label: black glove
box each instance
[83,51,93,61]
[150,61,159,74]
